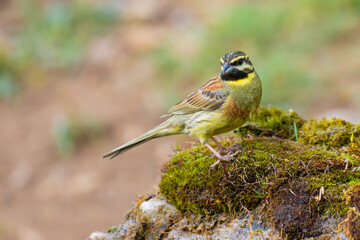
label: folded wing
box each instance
[167,76,229,116]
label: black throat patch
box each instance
[221,69,248,81]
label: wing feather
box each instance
[167,76,229,115]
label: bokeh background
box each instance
[0,0,359,239]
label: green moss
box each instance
[237,106,360,158]
[343,185,360,239]
[237,105,305,140]
[160,137,360,217]
[299,117,360,158]
[107,226,118,233]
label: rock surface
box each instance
[88,196,350,240]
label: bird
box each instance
[103,50,262,173]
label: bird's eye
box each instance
[235,59,244,65]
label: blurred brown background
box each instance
[0,0,359,239]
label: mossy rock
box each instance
[160,136,360,238]
[161,137,360,214]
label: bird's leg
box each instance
[205,142,239,180]
[211,136,243,154]
[210,136,227,152]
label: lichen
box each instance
[111,196,180,239]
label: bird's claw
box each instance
[205,141,243,180]
[209,149,242,168]
[209,159,221,169]
[220,144,244,154]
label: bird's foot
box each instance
[205,142,242,181]
[209,149,242,169]
[219,143,244,154]
[211,136,244,154]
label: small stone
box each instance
[87,231,113,240]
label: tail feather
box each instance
[103,119,180,159]
[103,137,153,159]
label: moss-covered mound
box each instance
[160,137,360,238]
[161,137,360,215]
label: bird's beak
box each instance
[221,62,233,76]
[221,62,229,76]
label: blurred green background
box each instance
[152,0,360,114]
[0,0,359,239]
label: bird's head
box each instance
[220,51,254,81]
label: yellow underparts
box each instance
[185,110,248,143]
